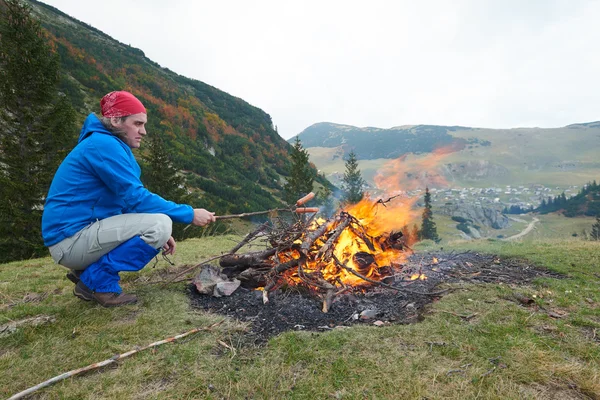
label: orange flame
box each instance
[270,147,456,292]
[374,146,455,193]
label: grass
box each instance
[2,234,600,399]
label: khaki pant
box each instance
[48,213,172,270]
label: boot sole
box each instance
[97,298,138,308]
[73,284,93,301]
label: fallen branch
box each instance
[7,320,225,400]
[433,310,478,320]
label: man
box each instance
[42,91,216,307]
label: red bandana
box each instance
[100,91,146,117]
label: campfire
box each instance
[196,193,425,312]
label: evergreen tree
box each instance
[141,132,192,240]
[0,0,76,262]
[283,137,314,204]
[341,150,365,204]
[591,216,600,241]
[420,187,440,242]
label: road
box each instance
[502,217,540,241]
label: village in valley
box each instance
[417,184,582,211]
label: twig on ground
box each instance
[433,310,478,320]
[7,320,225,400]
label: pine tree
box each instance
[591,216,600,241]
[0,0,76,262]
[341,150,365,204]
[283,137,314,204]
[141,132,192,240]
[420,187,440,242]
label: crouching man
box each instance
[42,90,216,307]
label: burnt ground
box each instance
[188,251,565,344]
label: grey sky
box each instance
[42,0,600,139]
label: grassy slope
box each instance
[2,233,600,399]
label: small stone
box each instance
[360,309,378,320]
[213,279,241,297]
[373,320,385,327]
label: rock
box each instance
[193,265,240,297]
[441,203,510,230]
[214,279,241,297]
[468,226,481,238]
[359,309,378,320]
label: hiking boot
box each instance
[66,269,83,284]
[92,291,138,308]
[73,280,93,301]
[73,281,138,307]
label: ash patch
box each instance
[189,252,564,344]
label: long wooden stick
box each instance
[7,321,224,400]
[216,208,291,220]
[216,206,319,220]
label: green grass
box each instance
[2,235,600,399]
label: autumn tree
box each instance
[341,150,365,205]
[410,224,421,245]
[0,0,76,262]
[284,136,314,204]
[420,187,440,242]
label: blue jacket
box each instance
[42,113,193,246]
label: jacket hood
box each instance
[78,113,113,143]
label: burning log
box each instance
[220,248,277,278]
[210,196,421,312]
[301,217,336,252]
[352,252,376,275]
[316,212,352,262]
[377,230,405,251]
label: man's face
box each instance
[112,113,147,148]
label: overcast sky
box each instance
[42,0,600,139]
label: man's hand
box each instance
[163,236,176,255]
[192,208,216,226]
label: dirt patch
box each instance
[189,252,564,344]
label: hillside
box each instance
[26,0,298,214]
[295,122,600,190]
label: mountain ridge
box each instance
[293,120,600,190]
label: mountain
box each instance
[26,0,299,215]
[292,122,600,190]
[295,122,470,159]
